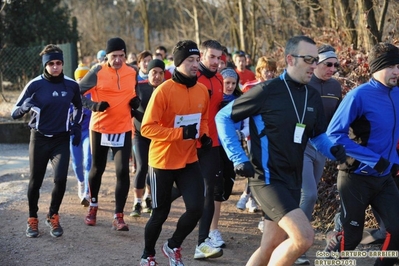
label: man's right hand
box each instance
[93,101,110,112]
[234,161,255,178]
[181,123,198,139]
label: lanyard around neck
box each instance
[283,76,307,124]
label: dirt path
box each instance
[0,143,383,265]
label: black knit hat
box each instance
[173,40,200,67]
[147,59,165,72]
[106,37,126,54]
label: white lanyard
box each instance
[283,76,307,124]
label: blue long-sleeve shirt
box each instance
[327,78,399,176]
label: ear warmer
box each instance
[42,52,64,67]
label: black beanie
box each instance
[106,37,126,54]
[147,59,165,72]
[173,40,200,67]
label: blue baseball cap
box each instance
[97,50,106,60]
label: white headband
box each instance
[318,51,337,63]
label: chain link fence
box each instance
[0,43,77,91]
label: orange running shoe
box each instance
[112,213,129,231]
[85,206,98,226]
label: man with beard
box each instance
[139,40,212,266]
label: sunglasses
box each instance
[322,62,340,68]
[47,61,63,66]
[291,54,319,64]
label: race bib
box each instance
[100,133,125,147]
[174,113,201,139]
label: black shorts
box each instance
[249,178,300,222]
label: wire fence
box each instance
[0,43,77,91]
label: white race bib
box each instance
[174,113,201,139]
[100,133,126,147]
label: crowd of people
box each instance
[11,35,399,266]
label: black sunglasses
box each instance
[291,54,319,64]
[322,62,340,68]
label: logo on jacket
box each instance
[52,91,59,97]
[61,91,67,97]
[307,107,314,112]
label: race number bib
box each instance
[174,113,201,139]
[100,133,125,147]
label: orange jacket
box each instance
[80,63,137,134]
[197,71,223,147]
[141,79,210,169]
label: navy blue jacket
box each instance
[11,73,82,136]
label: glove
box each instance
[236,130,245,141]
[234,161,255,178]
[181,123,198,139]
[374,156,390,173]
[330,145,346,164]
[200,134,213,150]
[129,96,141,110]
[70,124,81,147]
[21,93,36,113]
[92,101,110,112]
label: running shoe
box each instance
[143,197,152,213]
[162,241,184,266]
[208,229,226,248]
[112,213,129,231]
[258,219,264,233]
[85,206,98,226]
[236,193,249,210]
[194,238,223,259]
[294,253,310,265]
[140,256,158,266]
[246,196,258,212]
[26,217,39,238]
[130,202,142,217]
[324,231,342,252]
[45,214,63,237]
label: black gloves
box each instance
[92,101,110,112]
[200,134,213,150]
[374,157,390,174]
[234,161,255,178]
[70,124,82,147]
[181,123,198,139]
[330,145,346,164]
[129,96,141,110]
[236,130,245,141]
[21,93,36,113]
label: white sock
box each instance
[135,198,142,204]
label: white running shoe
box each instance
[236,193,249,210]
[257,220,264,233]
[194,238,223,259]
[162,242,184,266]
[208,229,226,248]
[246,196,258,212]
[294,253,310,265]
[78,181,84,200]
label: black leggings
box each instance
[143,162,204,257]
[338,172,399,266]
[170,147,220,245]
[133,133,150,189]
[89,130,131,213]
[28,130,70,217]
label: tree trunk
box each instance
[357,0,379,50]
[238,0,246,51]
[337,0,358,49]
